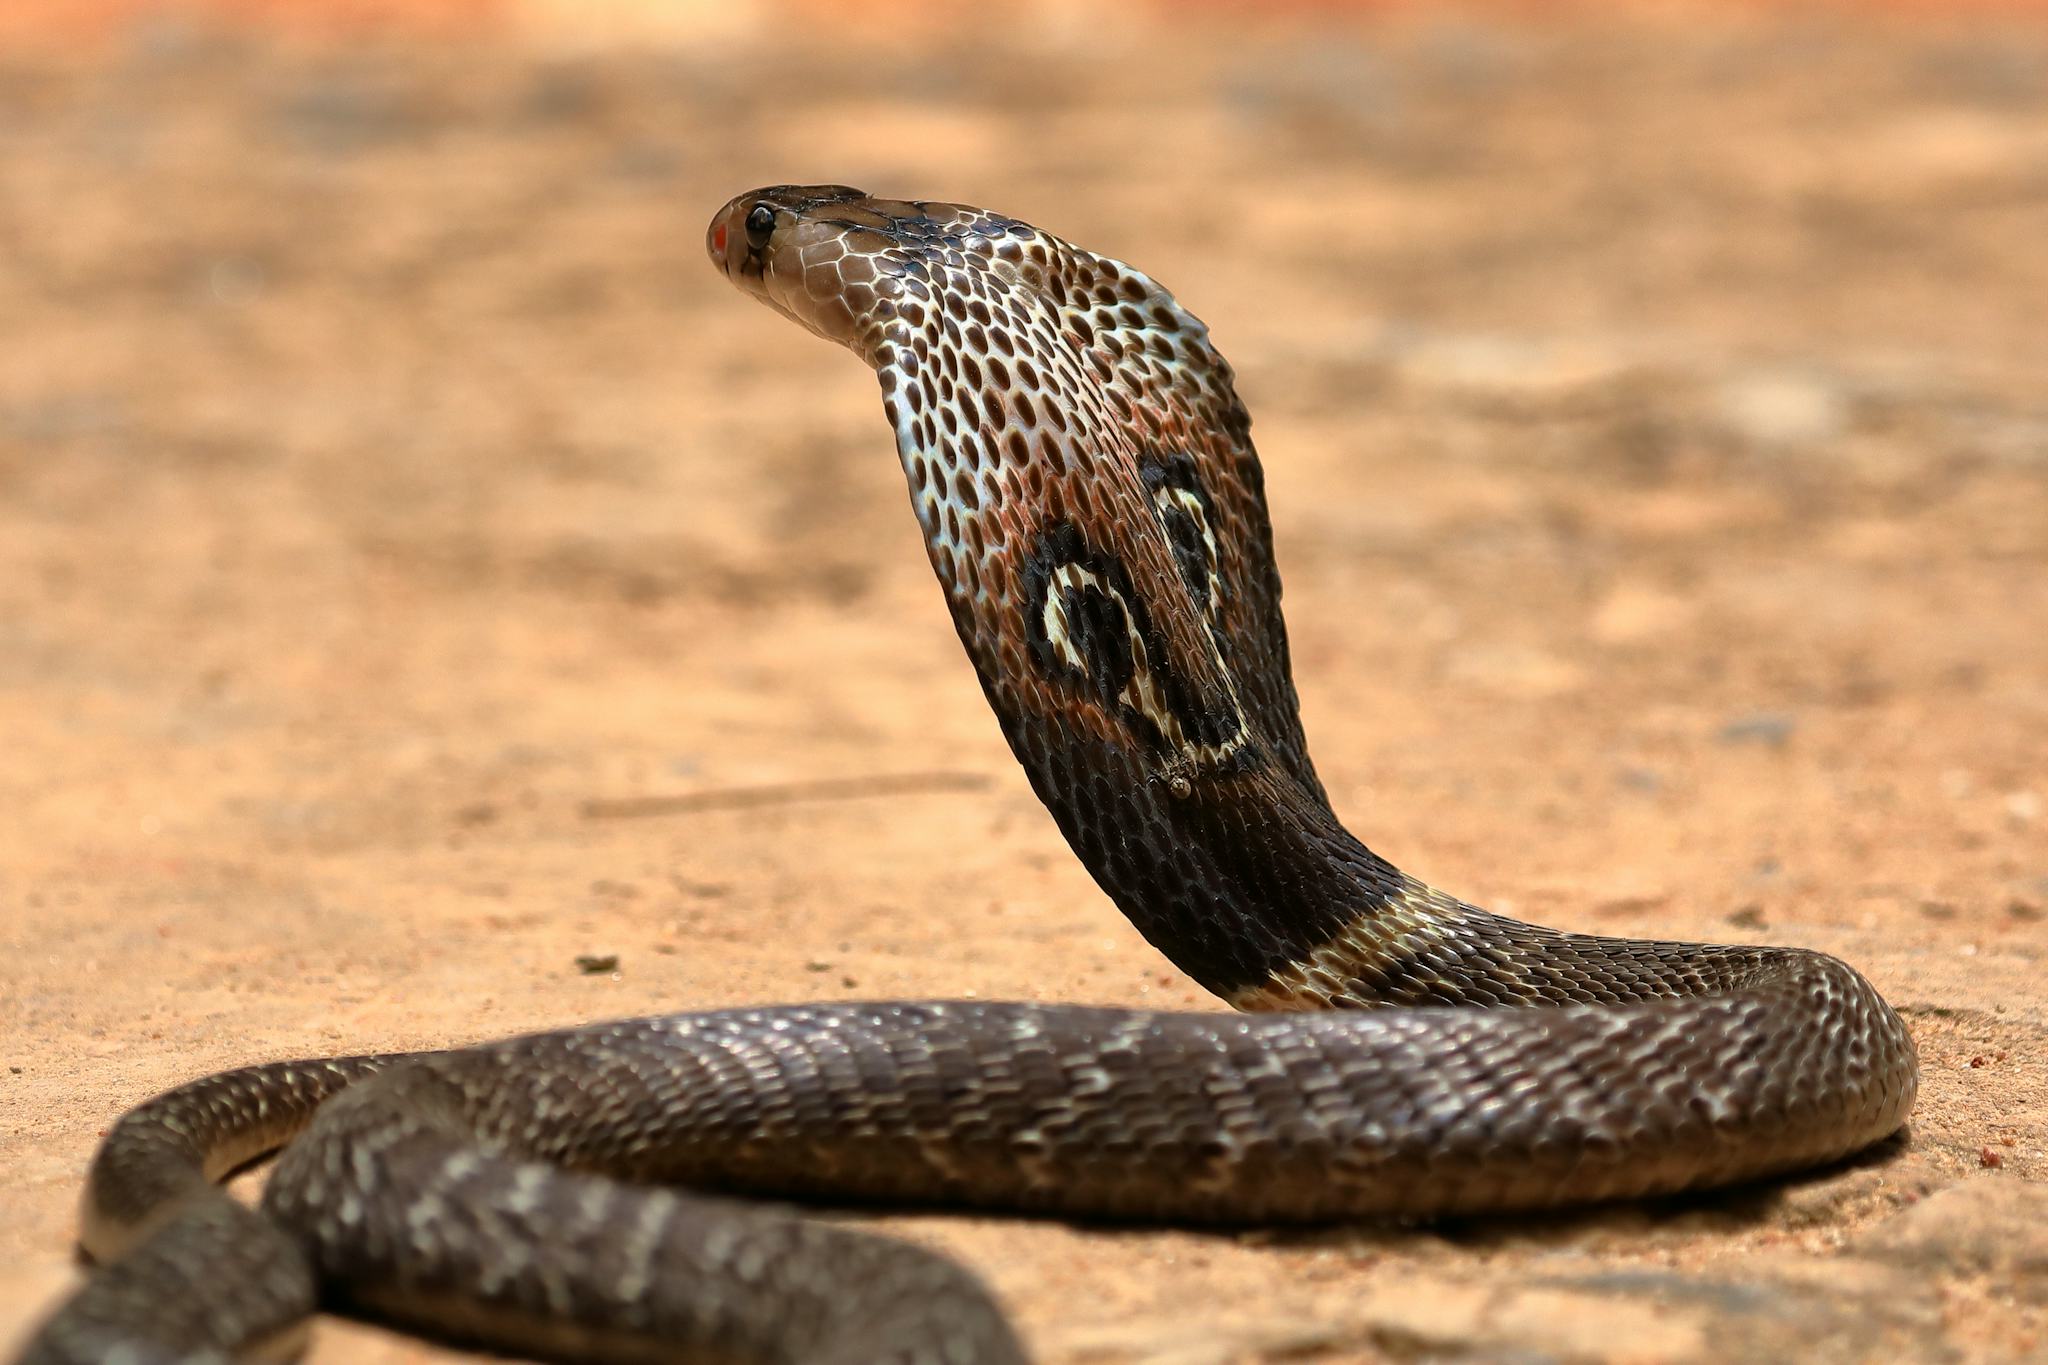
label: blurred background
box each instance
[2,2,2044,1361]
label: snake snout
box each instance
[704,193,766,286]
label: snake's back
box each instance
[19,187,1916,1365]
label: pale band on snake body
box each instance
[19,186,1917,1365]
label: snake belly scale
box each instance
[20,186,1917,1365]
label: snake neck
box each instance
[905,471,1438,1008]
[851,245,1456,1009]
[1009,705,1430,1007]
[706,186,1590,1011]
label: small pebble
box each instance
[1717,713,1797,747]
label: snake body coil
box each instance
[21,187,1916,1365]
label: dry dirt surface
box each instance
[2,5,2046,1363]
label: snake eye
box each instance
[744,203,776,251]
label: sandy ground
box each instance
[2,6,2046,1362]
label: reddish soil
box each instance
[2,5,2044,1361]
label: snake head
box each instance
[707,184,906,363]
[708,185,1040,368]
[709,186,862,343]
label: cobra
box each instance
[20,187,1917,1365]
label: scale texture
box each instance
[18,186,1917,1365]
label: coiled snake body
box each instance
[22,187,1916,1365]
